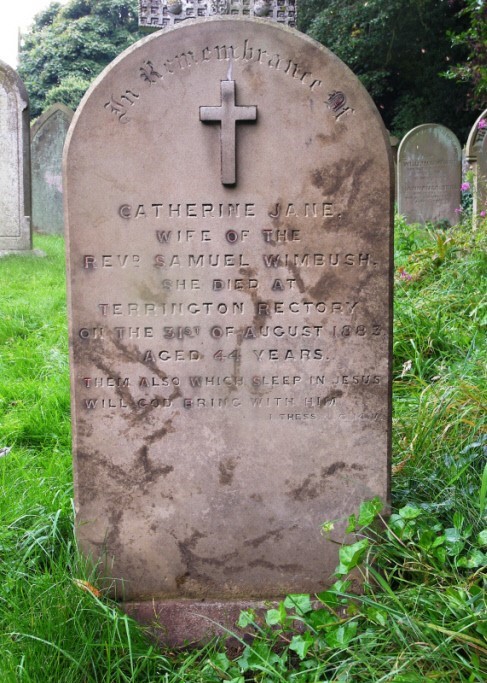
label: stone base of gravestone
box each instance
[124,596,352,647]
[126,599,279,647]
[0,249,46,259]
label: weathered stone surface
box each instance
[65,17,393,637]
[31,103,74,235]
[0,60,31,252]
[465,110,487,224]
[397,123,461,226]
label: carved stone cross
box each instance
[200,80,257,185]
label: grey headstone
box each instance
[465,110,487,224]
[31,103,74,235]
[64,17,393,644]
[0,60,31,253]
[397,124,462,226]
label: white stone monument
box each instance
[0,60,32,254]
[465,109,487,225]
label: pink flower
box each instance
[478,119,487,130]
[461,182,471,192]
[454,206,463,214]
[480,210,486,218]
[398,268,412,281]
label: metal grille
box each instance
[139,1,297,30]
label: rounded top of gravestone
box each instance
[0,58,29,109]
[67,15,392,176]
[31,102,75,138]
[398,123,461,158]
[465,109,487,162]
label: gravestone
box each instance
[65,16,393,644]
[397,124,461,226]
[465,109,487,224]
[0,60,31,253]
[31,103,74,235]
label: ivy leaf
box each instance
[398,504,423,520]
[289,632,314,660]
[237,609,255,628]
[476,529,487,547]
[284,594,312,616]
[357,497,384,526]
[325,621,358,648]
[456,549,486,568]
[335,539,369,575]
[265,602,287,626]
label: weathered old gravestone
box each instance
[31,103,74,235]
[65,16,393,643]
[465,110,487,224]
[0,60,31,253]
[397,124,462,226]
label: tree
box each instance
[18,0,144,118]
[444,0,487,109]
[298,0,477,140]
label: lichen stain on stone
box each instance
[311,159,372,205]
[316,131,338,146]
[288,473,320,502]
[175,572,190,588]
[219,457,237,485]
[103,507,124,570]
[308,271,339,300]
[286,261,306,293]
[243,526,293,548]
[249,558,300,571]
[322,461,347,477]
[143,418,176,445]
[176,529,243,591]
[135,444,174,485]
[288,460,360,501]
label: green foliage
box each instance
[18,0,144,118]
[444,0,487,108]
[299,0,476,139]
[0,216,486,679]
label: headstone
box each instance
[389,133,399,163]
[465,109,487,224]
[0,59,31,253]
[31,103,74,235]
[65,16,393,644]
[397,124,462,226]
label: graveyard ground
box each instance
[0,217,486,682]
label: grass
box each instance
[0,221,485,681]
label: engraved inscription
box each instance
[104,91,140,123]
[326,90,354,120]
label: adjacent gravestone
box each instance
[31,103,74,235]
[0,59,31,253]
[465,109,487,224]
[65,16,393,644]
[397,124,462,226]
